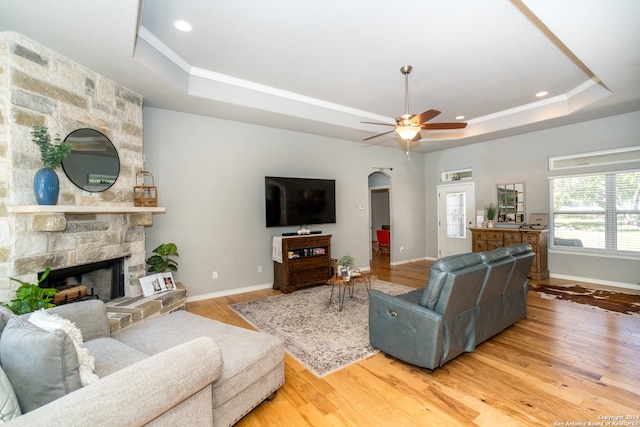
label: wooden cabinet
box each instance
[470,228,549,280]
[273,235,332,293]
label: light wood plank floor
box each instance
[186,254,640,426]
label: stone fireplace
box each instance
[0,32,154,302]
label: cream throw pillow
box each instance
[28,309,99,386]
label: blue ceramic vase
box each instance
[34,167,60,205]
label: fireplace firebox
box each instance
[39,258,125,304]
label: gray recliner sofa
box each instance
[0,299,284,426]
[368,243,534,370]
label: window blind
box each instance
[549,170,639,254]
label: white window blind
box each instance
[549,170,640,254]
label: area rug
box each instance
[530,283,640,317]
[230,280,414,377]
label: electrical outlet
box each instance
[212,271,218,279]
[399,246,405,252]
[258,266,262,273]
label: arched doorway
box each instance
[368,172,391,265]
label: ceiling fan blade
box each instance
[414,109,441,124]
[361,121,395,127]
[421,122,468,130]
[363,130,395,141]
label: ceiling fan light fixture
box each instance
[173,20,193,32]
[361,65,468,146]
[395,125,421,140]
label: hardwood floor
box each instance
[186,254,640,426]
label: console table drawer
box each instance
[503,232,522,245]
[471,230,487,241]
[290,268,330,284]
[473,241,488,252]
[286,236,328,249]
[487,241,504,250]
[522,233,539,244]
[289,256,329,272]
[486,231,503,241]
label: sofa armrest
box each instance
[369,290,444,369]
[7,336,223,427]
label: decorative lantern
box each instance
[133,171,158,207]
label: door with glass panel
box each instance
[437,183,475,257]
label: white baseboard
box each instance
[390,256,434,266]
[185,282,273,303]
[549,273,639,291]
[185,266,639,303]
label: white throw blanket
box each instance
[272,236,283,263]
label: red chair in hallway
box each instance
[376,230,390,256]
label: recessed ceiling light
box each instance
[536,91,548,97]
[173,20,193,32]
[456,115,465,120]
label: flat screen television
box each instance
[265,176,336,227]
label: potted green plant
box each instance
[5,267,57,315]
[31,126,73,205]
[338,253,355,269]
[485,203,498,228]
[337,253,355,278]
[146,243,179,273]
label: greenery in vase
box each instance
[146,243,179,273]
[31,126,73,169]
[485,203,498,221]
[5,267,57,315]
[338,253,355,268]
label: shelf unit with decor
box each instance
[470,228,549,280]
[273,235,332,293]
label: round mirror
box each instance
[62,129,120,192]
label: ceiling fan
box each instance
[362,66,467,147]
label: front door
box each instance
[437,182,475,257]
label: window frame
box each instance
[548,169,640,258]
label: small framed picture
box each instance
[139,272,176,296]
[139,275,160,297]
[159,272,176,290]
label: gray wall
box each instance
[144,107,639,297]
[143,107,426,299]
[425,110,640,286]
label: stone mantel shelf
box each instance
[7,205,165,231]
[8,205,166,214]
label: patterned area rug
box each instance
[230,279,414,377]
[530,283,640,317]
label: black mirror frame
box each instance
[61,128,120,193]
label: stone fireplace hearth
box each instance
[5,208,156,301]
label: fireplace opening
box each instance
[39,258,125,304]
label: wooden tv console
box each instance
[273,234,332,293]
